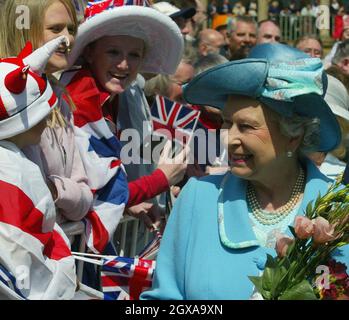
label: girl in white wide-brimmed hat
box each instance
[64,1,188,234]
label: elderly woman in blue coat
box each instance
[141,44,349,300]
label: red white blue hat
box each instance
[68,0,184,75]
[0,36,69,139]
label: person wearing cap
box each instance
[308,73,349,179]
[211,15,231,57]
[64,1,188,228]
[0,0,93,229]
[141,43,349,300]
[0,37,77,300]
[152,1,196,38]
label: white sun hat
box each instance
[0,36,69,140]
[68,1,184,75]
[325,75,349,122]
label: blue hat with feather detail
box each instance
[183,43,341,152]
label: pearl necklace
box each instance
[247,167,305,226]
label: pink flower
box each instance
[312,217,335,244]
[294,216,314,239]
[275,234,294,258]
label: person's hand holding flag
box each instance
[157,139,190,186]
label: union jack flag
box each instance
[101,256,155,300]
[85,0,150,20]
[63,68,129,255]
[151,95,201,145]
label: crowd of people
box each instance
[0,0,348,300]
[207,0,342,20]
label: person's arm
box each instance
[48,138,93,221]
[140,178,198,300]
[127,141,189,206]
[127,169,168,207]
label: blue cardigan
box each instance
[141,159,349,300]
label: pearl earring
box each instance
[287,151,293,158]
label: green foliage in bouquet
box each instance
[249,178,349,300]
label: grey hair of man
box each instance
[332,40,349,65]
[194,53,228,75]
[228,15,258,34]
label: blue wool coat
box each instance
[141,159,349,300]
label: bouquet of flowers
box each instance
[249,178,349,300]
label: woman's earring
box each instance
[287,151,293,158]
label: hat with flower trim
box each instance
[183,43,341,152]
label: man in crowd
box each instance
[295,35,323,58]
[197,28,226,57]
[331,40,349,75]
[228,16,257,60]
[152,1,196,38]
[257,19,281,44]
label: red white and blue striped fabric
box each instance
[0,141,76,299]
[101,256,155,300]
[74,122,129,254]
[138,230,162,260]
[85,0,150,20]
[62,69,129,254]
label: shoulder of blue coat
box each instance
[185,173,230,190]
[304,157,333,183]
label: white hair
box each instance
[277,114,321,155]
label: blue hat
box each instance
[183,43,341,152]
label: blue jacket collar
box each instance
[220,158,332,249]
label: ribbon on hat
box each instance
[260,58,324,102]
[85,0,150,20]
